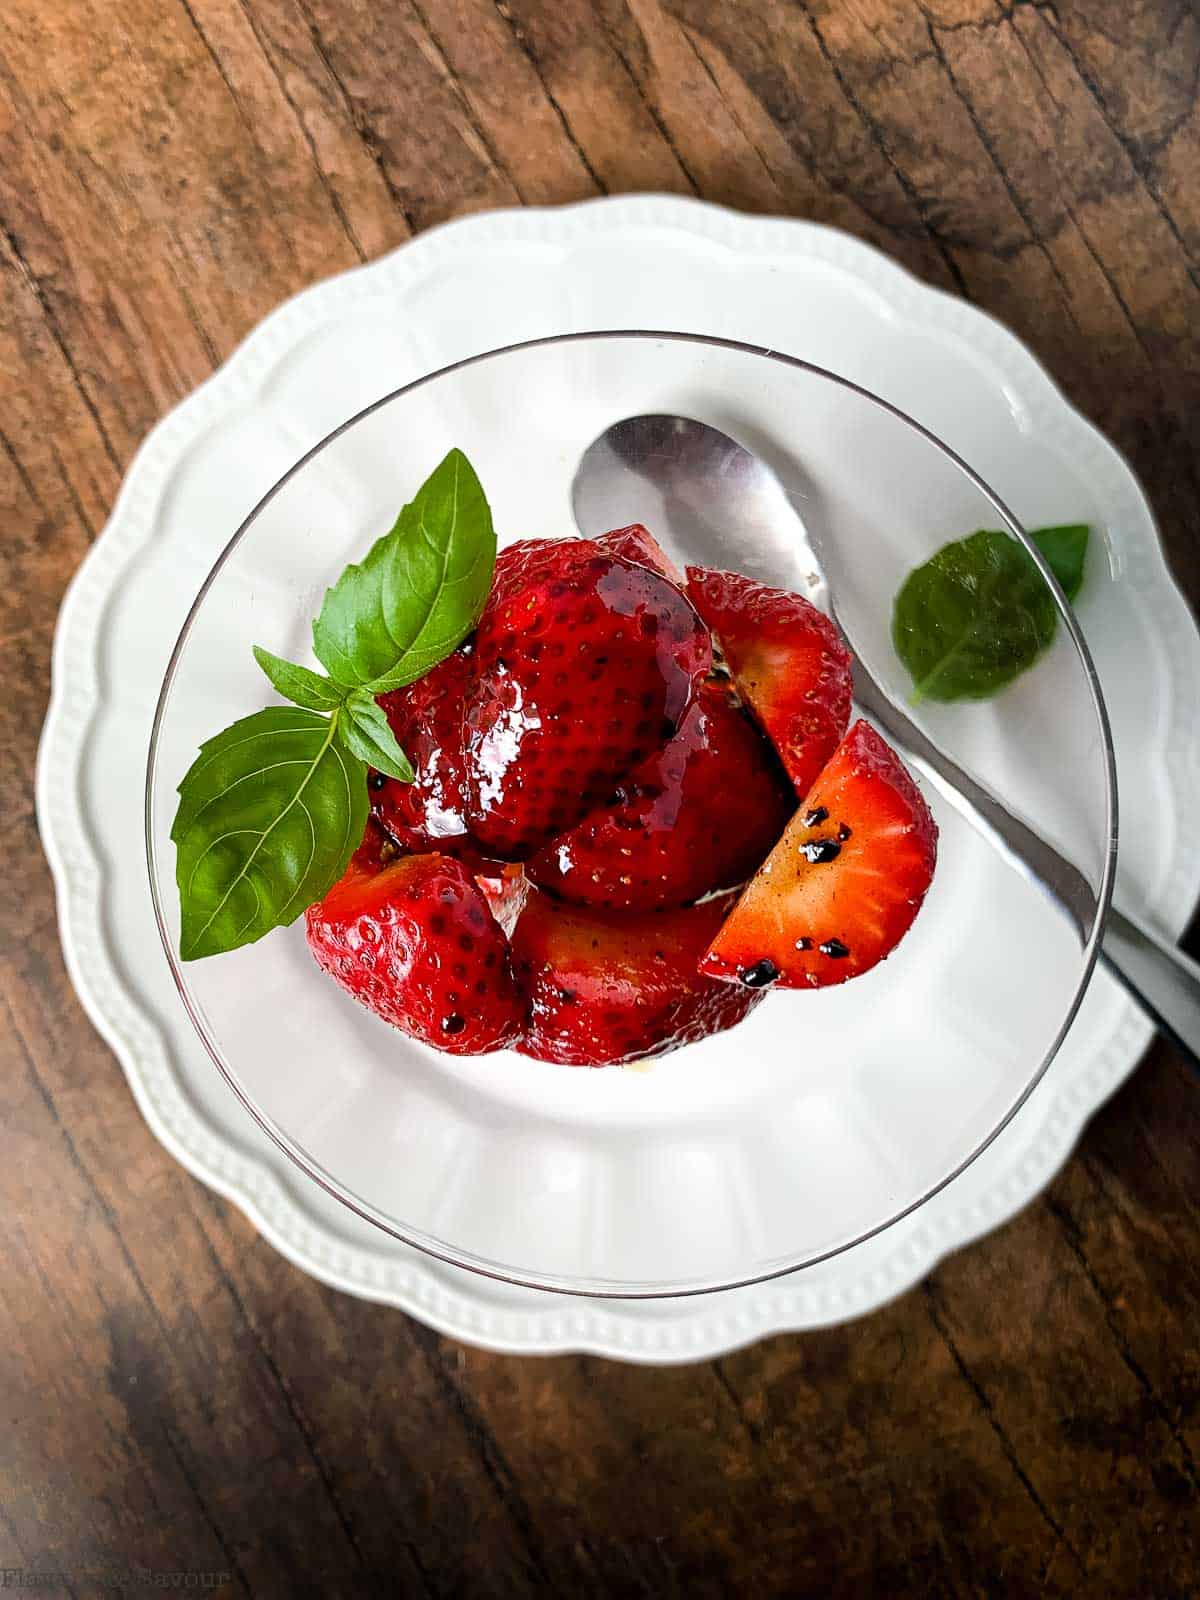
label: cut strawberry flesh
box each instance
[510,887,763,1066]
[687,567,852,800]
[526,677,793,912]
[464,538,712,858]
[305,853,524,1054]
[701,721,937,990]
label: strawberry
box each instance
[464,538,712,858]
[686,567,852,799]
[595,523,683,585]
[526,677,793,912]
[305,852,525,1054]
[509,887,764,1066]
[701,720,937,990]
[350,815,400,873]
[370,645,474,857]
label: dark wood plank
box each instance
[1,1,1199,1594]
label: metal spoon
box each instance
[571,413,1200,1071]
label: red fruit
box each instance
[686,567,852,799]
[305,853,524,1054]
[350,816,400,872]
[595,523,683,585]
[526,677,794,912]
[701,720,937,990]
[371,645,473,855]
[509,888,764,1066]
[464,538,712,858]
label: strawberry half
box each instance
[509,887,764,1066]
[595,523,683,585]
[305,852,524,1054]
[525,677,794,912]
[464,538,712,858]
[701,720,937,990]
[370,645,474,855]
[686,567,852,799]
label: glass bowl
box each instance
[146,331,1116,1297]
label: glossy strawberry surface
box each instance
[701,720,937,990]
[687,567,852,800]
[526,677,793,912]
[370,646,474,854]
[464,538,712,858]
[305,852,525,1054]
[595,523,683,584]
[509,887,763,1066]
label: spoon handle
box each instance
[850,659,1200,1075]
[1100,908,1200,1073]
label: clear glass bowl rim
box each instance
[145,329,1118,1299]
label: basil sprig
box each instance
[172,449,495,960]
[892,523,1089,703]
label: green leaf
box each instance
[892,524,1091,703]
[339,691,415,782]
[312,447,495,694]
[172,707,368,961]
[1028,523,1089,602]
[253,645,346,712]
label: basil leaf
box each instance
[1028,523,1089,602]
[339,691,415,782]
[253,645,346,712]
[173,707,368,961]
[312,448,495,694]
[892,524,1090,703]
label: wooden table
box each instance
[4,2,1199,1592]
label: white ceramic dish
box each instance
[39,197,1200,1357]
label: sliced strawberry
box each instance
[464,538,712,858]
[509,887,763,1066]
[525,677,793,912]
[701,720,937,990]
[595,523,683,585]
[686,567,852,799]
[370,645,474,855]
[306,853,524,1054]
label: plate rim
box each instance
[37,193,1200,1360]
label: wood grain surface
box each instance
[3,1,1200,1594]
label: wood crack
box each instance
[592,8,700,194]
[0,216,123,477]
[915,3,1082,332]
[923,1282,1086,1576]
[491,1,607,194]
[1061,191,1156,360]
[0,422,42,508]
[791,0,972,297]
[163,242,222,372]
[406,0,527,205]
[230,0,369,262]
[161,1424,251,1594]
[186,1203,379,1580]
[710,1358,764,1446]
[48,436,97,542]
[1045,1192,1200,1495]
[292,0,420,234]
[406,1320,556,1592]
[1036,8,1200,294]
[678,25,781,197]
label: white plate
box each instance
[39,196,1200,1359]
